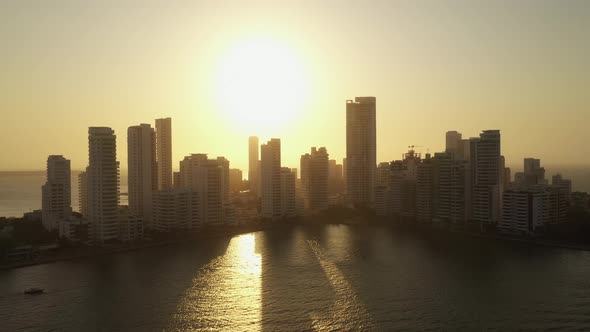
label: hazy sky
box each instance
[1,0,589,174]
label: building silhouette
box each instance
[229,168,243,193]
[248,136,259,193]
[152,189,200,232]
[78,168,89,217]
[41,155,72,232]
[87,127,120,243]
[300,147,329,213]
[155,117,172,190]
[260,139,281,220]
[346,97,376,207]
[127,124,157,229]
[178,154,227,225]
[500,158,571,234]
[471,130,502,226]
[280,167,297,218]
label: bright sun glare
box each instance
[215,38,310,136]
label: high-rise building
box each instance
[328,159,345,195]
[552,174,572,201]
[377,162,391,187]
[342,157,347,191]
[260,139,281,219]
[41,155,72,232]
[78,168,89,217]
[178,154,227,225]
[173,171,181,189]
[300,147,329,213]
[514,158,547,187]
[416,154,434,223]
[501,189,547,234]
[155,117,172,190]
[229,168,243,193]
[346,97,376,207]
[127,124,157,229]
[248,136,259,193]
[471,130,502,225]
[445,131,463,155]
[433,152,467,224]
[280,167,297,218]
[217,157,230,201]
[88,127,120,243]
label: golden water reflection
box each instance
[173,234,261,331]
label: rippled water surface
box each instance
[1,224,590,331]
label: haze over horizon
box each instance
[2,0,589,172]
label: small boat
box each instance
[24,288,44,295]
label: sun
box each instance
[214,38,311,136]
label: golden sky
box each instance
[1,0,589,173]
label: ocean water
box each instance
[1,224,590,331]
[0,172,128,218]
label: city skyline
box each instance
[2,2,590,330]
[2,1,590,172]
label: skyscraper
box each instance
[260,139,281,219]
[127,124,157,229]
[300,147,329,213]
[280,167,297,218]
[217,156,230,202]
[346,97,376,207]
[41,155,72,231]
[248,136,259,193]
[471,130,502,225]
[229,168,243,193]
[155,117,172,190]
[78,167,89,217]
[433,152,467,224]
[416,154,434,223]
[88,127,120,243]
[445,131,463,155]
[328,159,345,195]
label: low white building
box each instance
[152,189,200,232]
[118,206,144,242]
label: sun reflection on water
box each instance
[173,234,261,331]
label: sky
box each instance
[1,0,589,174]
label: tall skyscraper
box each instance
[127,124,157,229]
[88,127,120,243]
[260,139,281,219]
[346,97,376,207]
[155,117,172,190]
[280,167,297,218]
[433,152,467,224]
[41,155,72,231]
[416,154,434,223]
[248,136,259,193]
[471,130,502,225]
[78,167,89,217]
[300,147,329,213]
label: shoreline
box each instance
[0,223,275,271]
[2,219,590,271]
